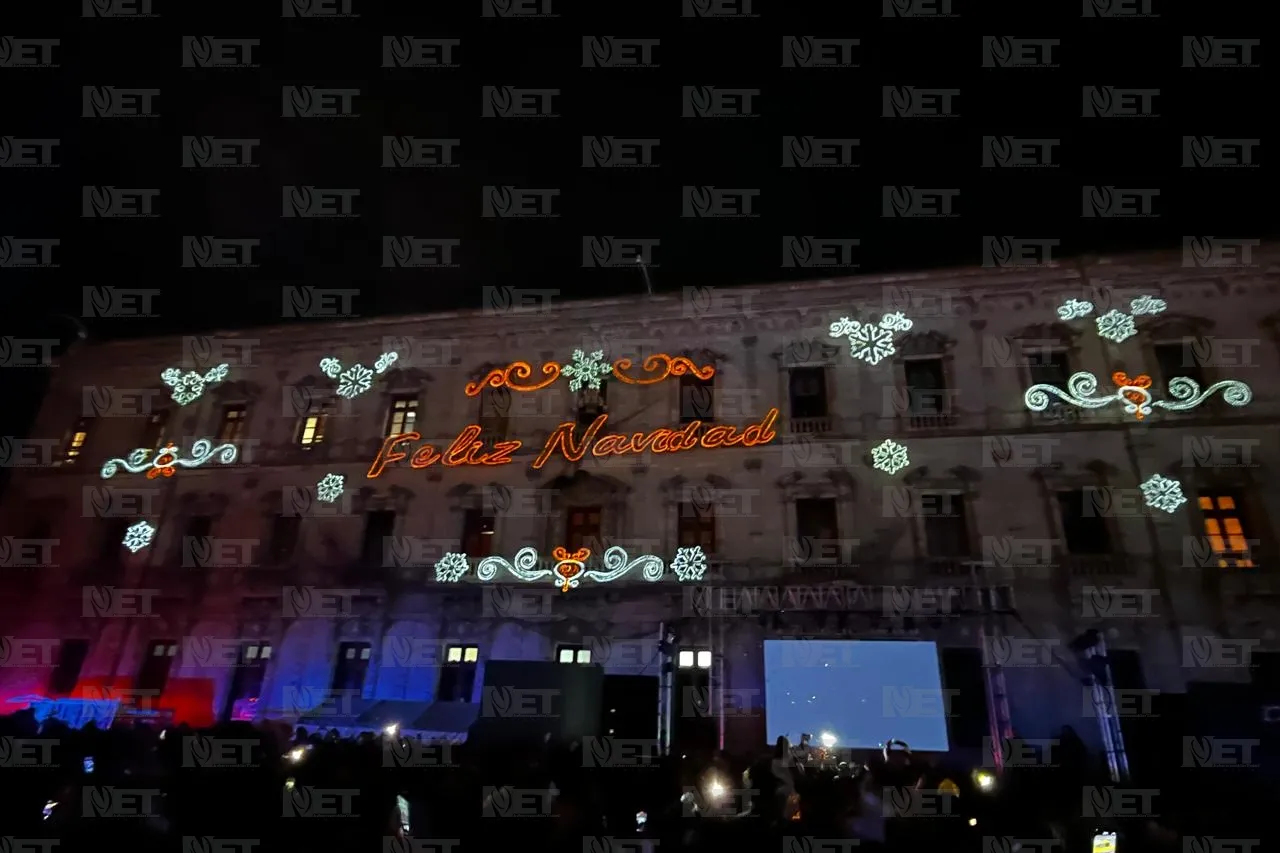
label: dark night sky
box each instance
[1,0,1273,441]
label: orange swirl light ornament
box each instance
[464,361,563,397]
[551,546,591,592]
[612,354,716,385]
[1112,371,1153,420]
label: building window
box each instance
[565,506,602,553]
[177,515,214,566]
[795,497,839,543]
[217,405,248,442]
[903,358,950,418]
[788,367,828,419]
[136,640,179,696]
[226,643,272,709]
[99,518,131,565]
[295,404,330,446]
[680,374,715,423]
[1153,340,1206,389]
[678,649,713,669]
[267,514,302,564]
[479,387,510,441]
[139,410,169,453]
[576,384,608,426]
[438,645,479,702]
[361,511,396,564]
[557,645,591,664]
[677,501,716,553]
[1057,491,1113,555]
[48,639,91,695]
[461,508,494,559]
[1027,349,1071,388]
[385,395,419,437]
[1197,493,1255,568]
[331,642,372,693]
[63,418,92,462]
[922,494,972,557]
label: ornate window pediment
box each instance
[776,469,856,500]
[381,367,433,393]
[211,380,263,402]
[771,338,841,368]
[1144,312,1214,341]
[1014,321,1078,347]
[178,491,231,518]
[353,485,415,514]
[902,464,981,492]
[897,330,955,358]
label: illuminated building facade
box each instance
[3,247,1279,757]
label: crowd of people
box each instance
[0,708,1271,853]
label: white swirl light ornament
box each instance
[101,439,239,480]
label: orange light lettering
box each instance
[368,433,419,478]
[532,415,608,469]
[444,425,484,466]
[410,445,441,468]
[592,434,627,457]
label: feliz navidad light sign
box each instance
[101,328,924,562]
[366,350,780,477]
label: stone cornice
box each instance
[52,247,1280,365]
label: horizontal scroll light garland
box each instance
[465,353,715,397]
[1025,371,1252,421]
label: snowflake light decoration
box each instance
[1140,474,1187,514]
[1055,295,1166,345]
[670,546,708,582]
[320,352,398,400]
[122,520,156,553]
[829,312,914,366]
[1056,299,1094,321]
[316,473,344,503]
[161,364,229,406]
[1096,310,1137,344]
[563,349,612,392]
[434,552,470,583]
[870,439,910,475]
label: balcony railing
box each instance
[788,416,834,434]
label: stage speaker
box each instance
[601,675,659,740]
[469,660,604,746]
[940,647,986,749]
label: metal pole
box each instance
[717,620,725,751]
[656,621,668,753]
[1086,634,1130,782]
[635,256,654,296]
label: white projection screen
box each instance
[763,639,952,752]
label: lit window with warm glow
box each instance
[297,411,328,446]
[1198,493,1255,568]
[64,420,90,461]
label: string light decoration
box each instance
[1025,371,1252,421]
[433,545,709,591]
[161,363,229,406]
[122,521,156,553]
[1140,474,1187,514]
[1056,294,1168,344]
[829,312,914,366]
[562,349,613,392]
[464,353,717,396]
[316,473,345,503]
[465,361,561,397]
[101,439,239,480]
[320,352,399,399]
[870,439,910,475]
[612,354,715,385]
[670,546,708,582]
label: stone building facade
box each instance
[2,247,1279,756]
